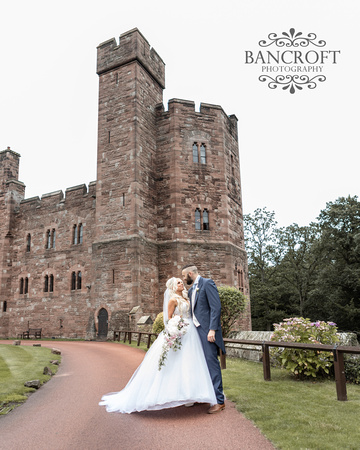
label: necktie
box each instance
[191,284,200,327]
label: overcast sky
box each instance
[1,0,359,228]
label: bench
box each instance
[22,328,42,339]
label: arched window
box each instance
[49,274,54,292]
[24,277,29,294]
[26,234,31,252]
[20,278,24,294]
[203,209,209,230]
[192,143,199,163]
[195,209,201,230]
[71,271,76,290]
[51,229,56,249]
[78,224,83,244]
[44,275,49,292]
[77,271,82,290]
[73,225,78,245]
[200,144,206,164]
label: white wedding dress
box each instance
[99,295,216,413]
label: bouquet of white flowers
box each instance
[158,316,189,370]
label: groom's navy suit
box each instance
[188,276,225,404]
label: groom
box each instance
[182,264,226,414]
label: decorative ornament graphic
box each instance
[259,74,326,94]
[259,28,326,48]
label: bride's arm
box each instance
[168,298,178,319]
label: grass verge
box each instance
[222,357,360,450]
[0,344,61,414]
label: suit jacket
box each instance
[188,276,226,354]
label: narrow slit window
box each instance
[203,209,209,230]
[78,224,83,244]
[195,209,201,230]
[26,234,31,252]
[77,271,82,290]
[46,230,51,249]
[52,229,56,249]
[200,144,206,164]
[71,272,76,290]
[192,143,199,163]
[24,277,29,294]
[44,275,49,292]
[73,225,78,245]
[2,301,7,312]
[50,274,54,292]
[20,278,24,294]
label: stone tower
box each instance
[0,148,25,335]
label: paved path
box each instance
[0,340,275,449]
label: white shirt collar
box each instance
[193,275,200,286]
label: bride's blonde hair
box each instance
[166,277,188,299]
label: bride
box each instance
[99,277,217,413]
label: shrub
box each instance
[271,317,339,379]
[152,312,164,334]
[218,286,247,337]
[344,355,360,384]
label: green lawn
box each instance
[222,357,360,450]
[0,344,61,414]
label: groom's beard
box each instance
[185,274,193,285]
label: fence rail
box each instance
[223,338,360,401]
[113,330,158,348]
[113,331,360,401]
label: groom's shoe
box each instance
[207,403,225,414]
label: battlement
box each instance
[164,98,238,131]
[97,28,165,89]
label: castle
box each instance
[0,28,250,339]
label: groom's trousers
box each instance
[197,326,225,405]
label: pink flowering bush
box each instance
[271,317,339,379]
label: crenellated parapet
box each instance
[162,99,238,135]
[97,28,165,88]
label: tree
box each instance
[312,196,360,332]
[218,286,247,337]
[276,223,322,317]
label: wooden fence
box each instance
[113,330,360,401]
[222,338,360,401]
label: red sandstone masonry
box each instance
[0,28,250,338]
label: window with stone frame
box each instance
[72,224,83,245]
[192,142,207,164]
[71,271,82,290]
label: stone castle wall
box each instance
[0,28,251,339]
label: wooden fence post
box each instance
[262,342,271,381]
[334,348,347,401]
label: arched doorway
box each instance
[98,308,108,338]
